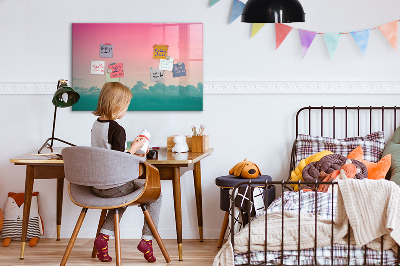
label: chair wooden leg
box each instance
[91,209,108,258]
[217,211,230,248]
[141,205,171,263]
[60,208,88,266]
[114,210,121,266]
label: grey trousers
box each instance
[92,180,162,240]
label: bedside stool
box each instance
[215,175,275,248]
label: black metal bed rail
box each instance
[230,180,400,266]
[295,106,399,138]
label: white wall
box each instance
[1,0,400,240]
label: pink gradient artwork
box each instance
[72,23,203,111]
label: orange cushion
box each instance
[347,146,391,180]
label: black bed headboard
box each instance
[296,106,400,138]
[289,106,400,180]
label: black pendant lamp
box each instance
[242,0,305,23]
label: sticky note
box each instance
[153,45,169,59]
[106,72,120,82]
[172,63,187,77]
[150,68,165,82]
[159,57,174,71]
[91,61,105,75]
[100,44,113,58]
[109,63,124,78]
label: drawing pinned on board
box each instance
[100,44,113,58]
[159,57,174,71]
[173,63,186,77]
[150,68,165,82]
[153,45,169,59]
[91,61,105,75]
[106,72,120,82]
[109,63,124,78]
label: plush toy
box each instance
[348,146,391,180]
[172,135,189,153]
[289,150,333,191]
[1,192,44,247]
[229,159,261,179]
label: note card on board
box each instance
[159,57,174,71]
[109,63,124,78]
[91,61,105,75]
[106,72,120,82]
[153,45,169,59]
[150,68,165,82]
[172,63,186,77]
[100,44,113,58]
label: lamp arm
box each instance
[50,105,58,148]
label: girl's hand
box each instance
[129,137,147,154]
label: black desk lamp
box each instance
[38,79,80,154]
[241,0,305,23]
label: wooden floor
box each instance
[0,239,221,265]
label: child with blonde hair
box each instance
[91,82,161,263]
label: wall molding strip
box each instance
[0,81,399,95]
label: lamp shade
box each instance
[242,0,305,23]
[52,84,80,108]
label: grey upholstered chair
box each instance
[60,146,171,265]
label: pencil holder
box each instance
[191,135,209,153]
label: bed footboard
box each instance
[230,180,400,266]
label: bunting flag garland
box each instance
[209,0,220,7]
[298,29,317,58]
[251,23,266,38]
[275,23,293,49]
[351,29,370,55]
[208,3,400,57]
[378,21,398,50]
[323,33,341,58]
[229,0,245,24]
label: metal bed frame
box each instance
[230,106,400,266]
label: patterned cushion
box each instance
[295,131,385,166]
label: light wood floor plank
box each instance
[0,239,222,265]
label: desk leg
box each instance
[172,167,183,261]
[56,178,64,241]
[193,161,203,242]
[20,165,35,259]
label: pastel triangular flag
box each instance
[323,33,341,58]
[209,0,220,7]
[378,21,398,50]
[229,0,245,24]
[298,29,317,58]
[275,23,293,49]
[351,29,370,55]
[251,23,266,38]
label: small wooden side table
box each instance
[215,175,275,248]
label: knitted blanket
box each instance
[213,211,341,266]
[335,178,399,251]
[214,179,400,266]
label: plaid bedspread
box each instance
[234,191,397,265]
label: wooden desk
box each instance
[10,147,213,261]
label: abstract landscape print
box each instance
[72,23,203,111]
